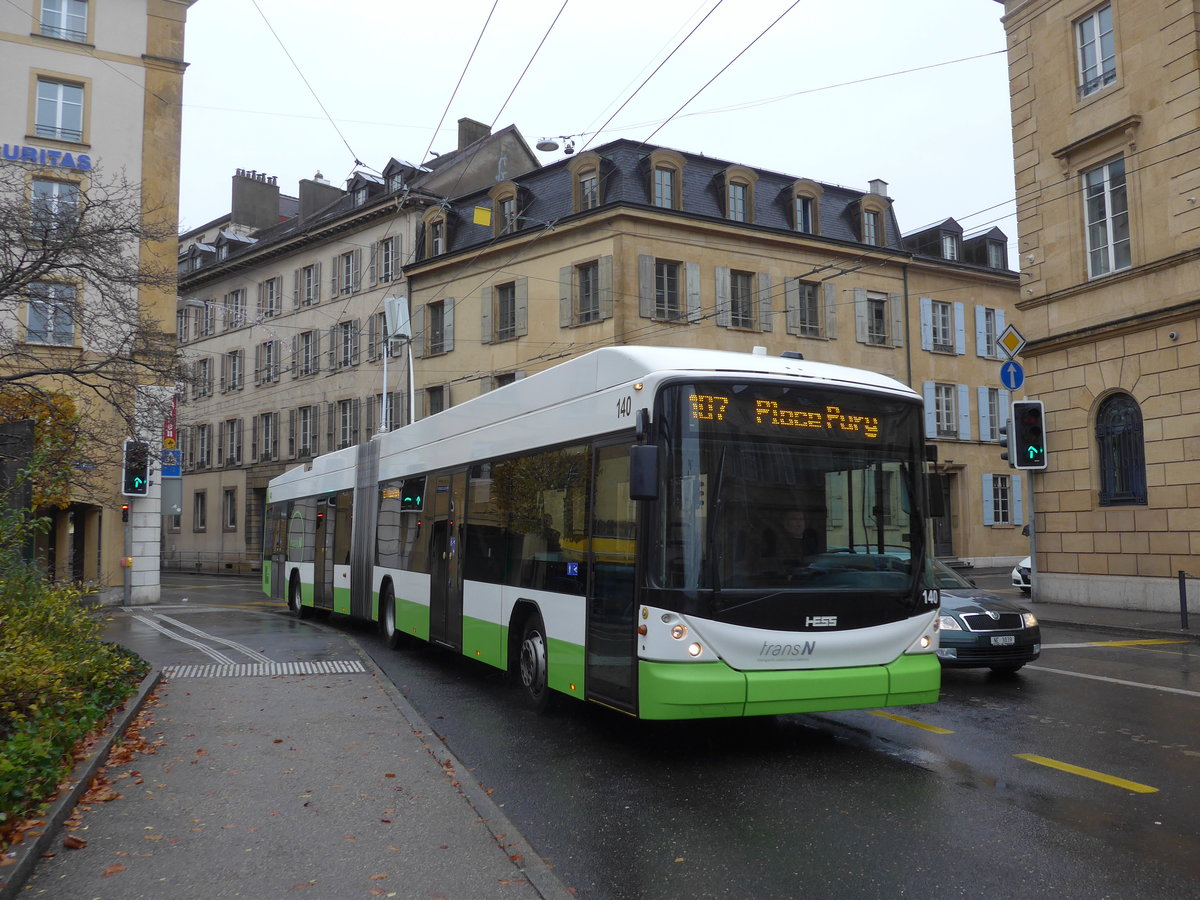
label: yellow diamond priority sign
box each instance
[998,324,1026,359]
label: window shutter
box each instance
[686,262,701,323]
[314,261,322,303]
[758,272,772,332]
[920,297,933,351]
[251,415,259,462]
[254,344,263,385]
[889,294,904,347]
[330,255,339,295]
[270,412,279,460]
[288,408,296,458]
[480,286,493,344]
[823,282,837,339]
[954,302,966,355]
[352,248,362,292]
[559,266,573,327]
[325,402,335,450]
[715,266,732,328]
[444,299,454,352]
[784,277,800,335]
[272,341,280,381]
[599,255,614,321]
[515,277,528,337]
[922,382,937,439]
[411,303,426,359]
[368,242,378,287]
[982,474,995,525]
[854,289,868,343]
[327,325,336,370]
[638,255,654,319]
[236,419,243,464]
[351,398,361,445]
[257,281,265,318]
[351,319,361,365]
[368,313,378,361]
[957,384,971,440]
[999,388,1011,422]
[217,421,226,467]
[292,269,301,309]
[977,386,991,439]
[975,305,987,356]
[364,395,376,437]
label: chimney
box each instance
[869,178,889,197]
[298,174,344,221]
[230,170,282,230]
[457,117,491,150]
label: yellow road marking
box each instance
[870,711,954,734]
[1015,754,1158,793]
[1088,639,1187,647]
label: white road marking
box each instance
[154,613,274,663]
[1026,665,1200,699]
[133,615,236,665]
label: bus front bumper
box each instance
[636,654,940,720]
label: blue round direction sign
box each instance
[1000,360,1025,391]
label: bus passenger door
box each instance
[585,443,638,711]
[428,471,466,649]
[313,495,336,611]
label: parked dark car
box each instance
[931,558,1040,673]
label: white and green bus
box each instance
[263,346,941,719]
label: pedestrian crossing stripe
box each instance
[164,660,366,678]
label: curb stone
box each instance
[0,667,162,900]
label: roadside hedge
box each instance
[0,510,147,846]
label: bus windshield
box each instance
[652,380,927,600]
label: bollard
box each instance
[1180,571,1191,631]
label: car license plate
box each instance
[991,635,1015,646]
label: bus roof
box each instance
[268,345,918,497]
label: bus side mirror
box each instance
[629,444,658,501]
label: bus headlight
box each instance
[671,624,688,640]
[687,642,703,657]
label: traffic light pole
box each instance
[123,508,131,607]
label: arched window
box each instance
[1096,392,1146,505]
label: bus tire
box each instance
[518,614,554,713]
[380,581,405,649]
[289,574,314,620]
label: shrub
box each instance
[0,506,147,845]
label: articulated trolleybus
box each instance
[264,346,940,719]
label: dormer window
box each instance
[489,182,520,236]
[941,232,960,261]
[987,241,1006,269]
[859,195,890,247]
[721,165,757,223]
[387,173,404,193]
[353,186,368,207]
[648,149,685,210]
[423,206,449,257]
[790,179,823,234]
[567,152,603,213]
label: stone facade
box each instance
[999,0,1200,608]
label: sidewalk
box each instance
[2,647,572,899]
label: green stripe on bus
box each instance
[638,654,940,720]
[392,594,429,642]
[463,616,505,668]
[547,635,585,700]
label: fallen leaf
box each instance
[103,864,126,877]
[370,873,388,880]
[62,836,87,850]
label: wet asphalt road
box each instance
[111,575,1200,899]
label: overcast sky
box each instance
[178,0,1016,249]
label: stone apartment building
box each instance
[392,138,1027,570]
[172,129,1029,573]
[997,0,1200,609]
[0,0,193,602]
[168,120,539,571]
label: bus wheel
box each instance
[380,582,405,649]
[289,576,313,620]
[518,615,553,712]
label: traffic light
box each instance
[1012,400,1047,470]
[121,439,151,496]
[998,417,1014,468]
